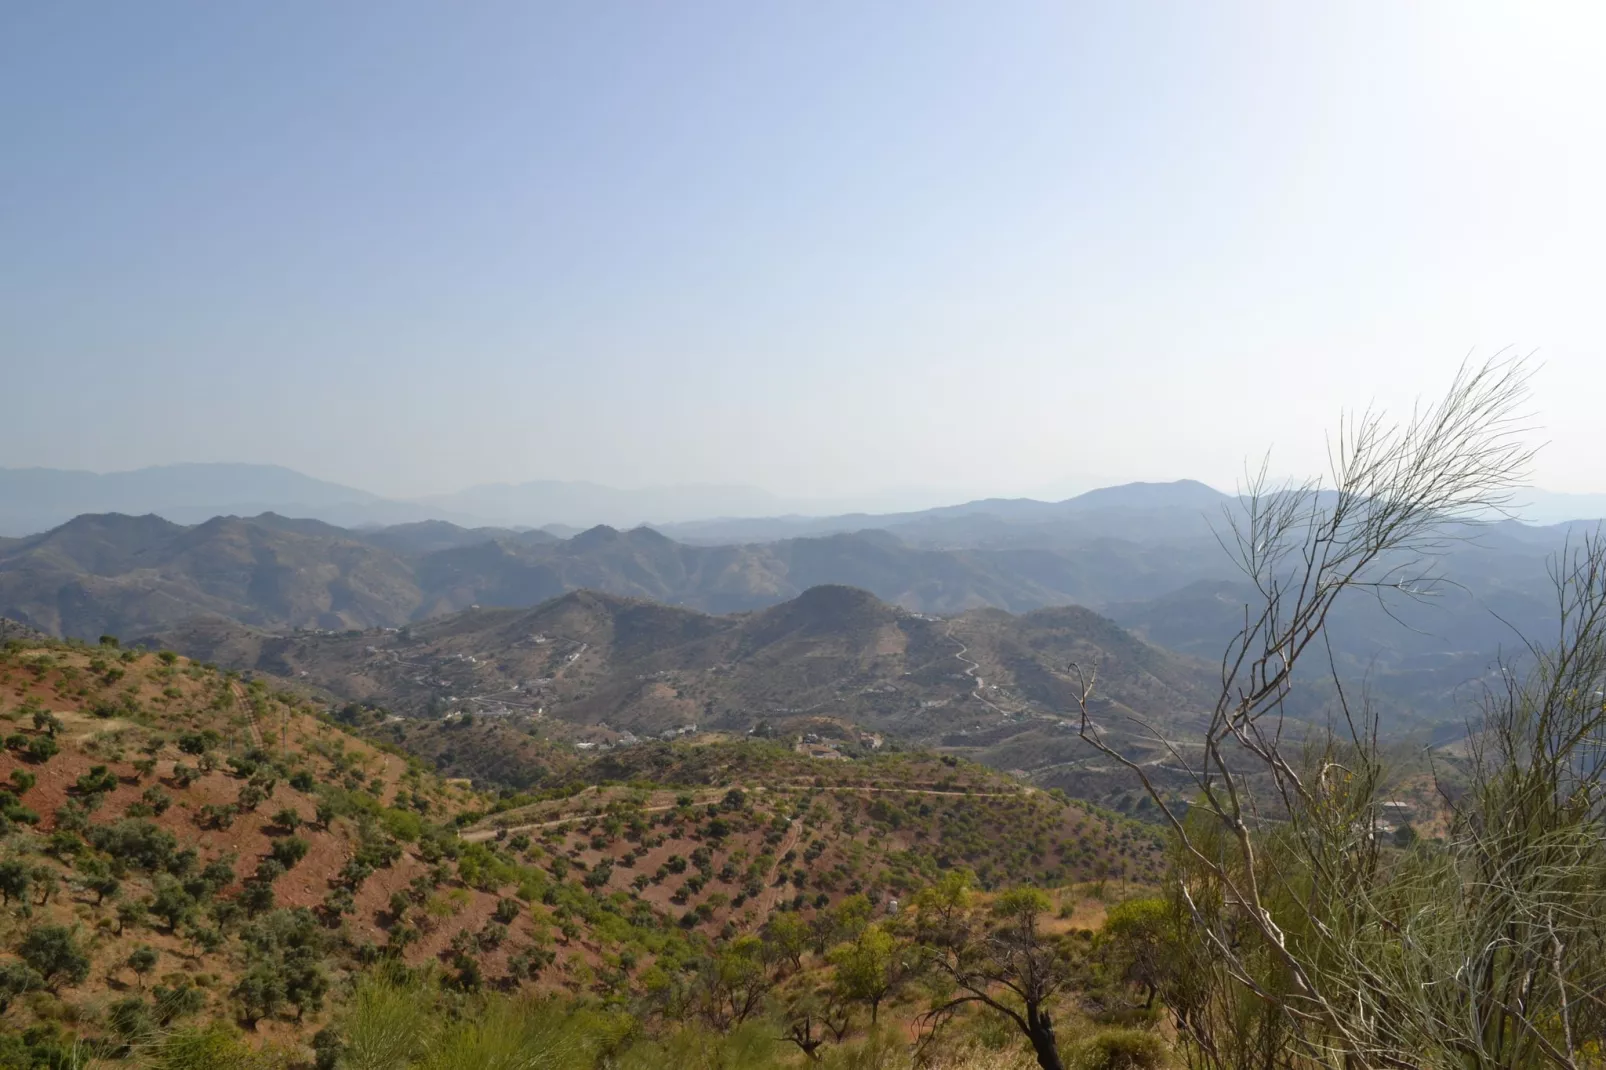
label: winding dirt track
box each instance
[233,681,263,749]
[458,783,1024,842]
[458,795,723,843]
[945,624,1014,716]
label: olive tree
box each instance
[17,924,91,991]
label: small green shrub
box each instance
[1074,1028,1170,1070]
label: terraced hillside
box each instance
[0,632,1162,1067]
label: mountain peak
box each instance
[754,585,893,633]
[569,524,622,550]
[40,512,183,541]
[794,583,884,609]
[1063,479,1228,510]
[625,525,675,546]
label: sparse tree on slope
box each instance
[829,923,914,1025]
[917,873,1073,1070]
[17,925,91,992]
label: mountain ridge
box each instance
[0,463,464,534]
[7,465,1602,540]
[0,513,1074,640]
[2,506,1591,733]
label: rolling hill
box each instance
[0,513,422,639]
[145,586,1218,805]
[0,631,1159,1066]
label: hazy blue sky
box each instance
[3,2,1602,501]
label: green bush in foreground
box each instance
[1071,1028,1169,1070]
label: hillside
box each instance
[0,516,1068,641]
[0,635,491,1061]
[0,514,423,638]
[0,631,1163,1067]
[148,586,1216,806]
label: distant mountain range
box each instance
[1,486,1595,729]
[0,464,977,534]
[3,464,1602,537]
[0,508,1195,640]
[655,479,1236,545]
[0,464,453,533]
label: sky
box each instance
[2,1,1603,503]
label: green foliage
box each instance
[763,910,809,969]
[0,860,31,905]
[237,908,329,1021]
[0,643,1187,1069]
[828,925,909,1024]
[82,865,121,904]
[323,886,356,919]
[153,980,208,1025]
[615,1021,781,1070]
[233,962,285,1027]
[24,734,58,762]
[341,980,434,1070]
[269,836,310,870]
[1072,1028,1170,1070]
[109,993,158,1043]
[128,944,160,984]
[992,886,1052,922]
[235,781,267,811]
[418,996,596,1070]
[16,924,90,990]
[177,731,214,755]
[89,818,180,872]
[117,899,149,934]
[147,1023,279,1070]
[0,797,38,826]
[73,764,119,795]
[0,1022,84,1070]
[698,935,773,1030]
[380,807,424,842]
[149,874,197,931]
[915,871,1077,1070]
[238,879,276,912]
[0,959,44,1014]
[1098,899,1170,1008]
[140,784,174,815]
